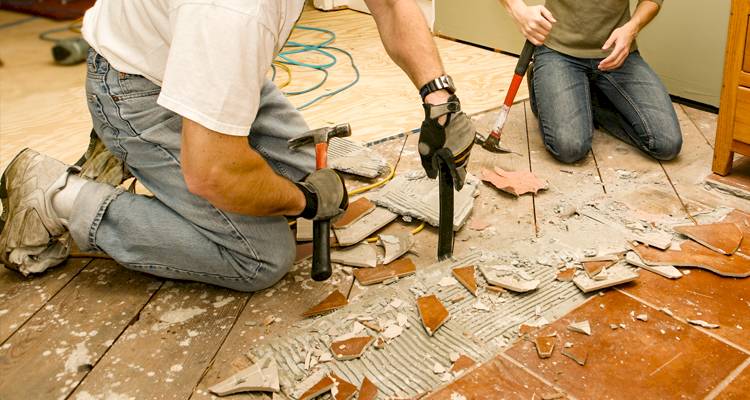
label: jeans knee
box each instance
[548,137,590,164]
[650,129,683,161]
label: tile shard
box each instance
[567,320,592,336]
[416,294,450,336]
[331,243,378,268]
[295,371,333,400]
[534,335,556,359]
[452,265,478,296]
[329,373,358,400]
[333,197,376,229]
[302,290,349,318]
[450,354,476,374]
[582,260,616,279]
[353,258,416,286]
[333,207,397,247]
[379,232,415,265]
[479,265,540,293]
[561,346,588,366]
[328,136,388,178]
[371,170,479,231]
[358,377,379,400]
[631,242,750,278]
[207,356,279,396]
[556,268,577,282]
[625,251,682,279]
[572,263,639,293]
[674,222,743,255]
[481,167,548,197]
[687,319,720,329]
[330,336,374,360]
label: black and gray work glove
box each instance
[295,168,349,220]
[418,95,476,190]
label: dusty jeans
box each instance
[68,50,315,291]
[529,46,682,164]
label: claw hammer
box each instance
[288,123,351,281]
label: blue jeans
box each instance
[68,50,315,291]
[529,46,682,164]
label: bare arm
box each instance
[599,0,660,71]
[500,0,556,46]
[364,0,449,103]
[181,118,305,216]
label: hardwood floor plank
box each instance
[0,258,91,344]
[681,104,718,148]
[70,281,247,399]
[0,260,161,399]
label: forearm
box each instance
[365,0,444,88]
[181,119,305,216]
[628,1,660,32]
[501,0,526,20]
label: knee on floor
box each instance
[650,131,683,161]
[548,138,591,164]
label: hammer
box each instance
[288,123,352,281]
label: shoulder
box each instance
[168,0,292,30]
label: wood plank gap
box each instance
[680,104,715,149]
[0,258,93,347]
[498,352,578,400]
[658,161,698,225]
[704,356,750,400]
[589,149,607,194]
[63,279,166,400]
[523,104,540,237]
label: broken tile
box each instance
[467,218,491,231]
[534,336,555,359]
[358,377,378,400]
[687,319,720,329]
[572,263,639,293]
[296,218,313,242]
[333,197,377,229]
[582,260,615,279]
[485,285,507,294]
[452,265,478,296]
[438,276,458,287]
[625,251,682,279]
[631,242,750,278]
[208,356,279,396]
[472,301,490,311]
[333,207,397,247]
[481,167,548,197]
[479,265,540,293]
[567,320,591,336]
[674,222,743,255]
[296,371,334,400]
[556,268,577,282]
[330,336,374,360]
[721,209,750,255]
[360,320,383,333]
[636,314,648,322]
[331,243,377,268]
[450,354,476,374]
[382,324,403,340]
[302,290,348,318]
[416,294,450,336]
[329,373,358,400]
[379,232,415,264]
[371,170,479,230]
[561,346,588,366]
[328,136,388,178]
[577,206,672,250]
[353,258,416,286]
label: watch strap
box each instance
[419,75,456,100]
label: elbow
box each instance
[183,164,221,202]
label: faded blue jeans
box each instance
[68,50,315,291]
[529,46,682,163]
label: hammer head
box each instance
[288,123,352,150]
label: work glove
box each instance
[295,168,349,220]
[418,95,475,191]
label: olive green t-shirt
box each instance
[544,0,663,59]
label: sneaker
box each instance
[0,149,71,275]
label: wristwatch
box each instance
[419,75,456,101]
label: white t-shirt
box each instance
[82,0,305,136]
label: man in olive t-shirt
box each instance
[501,0,682,163]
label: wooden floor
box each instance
[2,6,750,400]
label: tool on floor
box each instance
[477,40,535,153]
[288,123,352,281]
[437,154,454,260]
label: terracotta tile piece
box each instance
[485,285,507,294]
[329,373,358,400]
[302,289,348,318]
[572,264,639,293]
[333,197,376,229]
[721,209,750,255]
[451,265,477,296]
[556,268,577,282]
[353,258,416,285]
[298,373,334,400]
[561,346,588,366]
[207,356,279,395]
[675,222,743,255]
[632,242,750,278]
[481,167,548,197]
[358,376,379,400]
[582,260,615,278]
[379,232,414,265]
[506,291,748,399]
[534,335,555,359]
[450,354,476,374]
[330,336,374,361]
[331,243,377,268]
[716,362,750,400]
[416,294,450,336]
[425,356,561,400]
[624,268,750,350]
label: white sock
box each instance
[50,173,87,225]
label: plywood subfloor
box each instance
[2,6,750,400]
